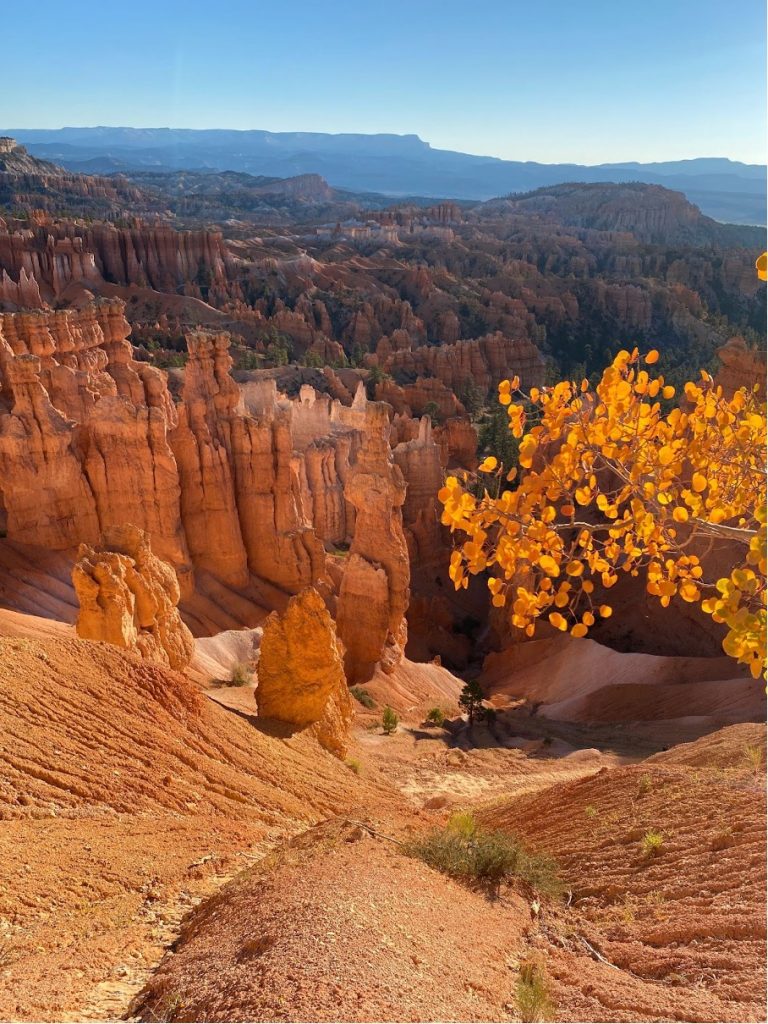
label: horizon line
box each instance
[2,126,763,169]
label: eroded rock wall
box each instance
[0,302,419,678]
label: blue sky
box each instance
[1,0,765,164]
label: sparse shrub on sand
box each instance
[516,959,554,1022]
[425,706,446,726]
[641,828,665,858]
[345,757,362,775]
[743,743,764,776]
[230,662,253,687]
[351,686,375,709]
[637,773,652,796]
[140,990,186,1022]
[405,813,561,898]
[382,706,399,735]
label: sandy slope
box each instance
[131,818,532,1024]
[481,723,767,1022]
[0,633,371,1021]
[482,636,762,738]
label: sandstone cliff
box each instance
[256,586,353,757]
[0,303,416,677]
[73,524,194,670]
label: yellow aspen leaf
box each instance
[548,612,568,631]
[662,385,675,399]
[478,456,498,473]
[691,472,707,493]
[582,611,595,626]
[599,605,613,618]
[570,623,588,637]
[645,349,660,365]
[566,560,584,576]
[659,445,675,466]
[539,555,560,576]
[672,506,689,523]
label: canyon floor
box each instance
[0,612,765,1024]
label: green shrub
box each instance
[345,757,362,775]
[382,706,399,735]
[426,707,446,727]
[351,686,375,709]
[516,960,554,1022]
[230,662,253,687]
[405,819,561,898]
[641,828,664,858]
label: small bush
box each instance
[584,804,597,819]
[230,662,253,687]
[447,809,477,839]
[351,686,375,709]
[743,743,764,776]
[382,706,399,735]
[345,757,362,775]
[516,959,554,1022]
[637,773,652,795]
[425,706,446,727]
[641,828,664,858]
[405,818,561,898]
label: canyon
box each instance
[0,137,764,1024]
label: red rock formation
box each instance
[434,416,478,470]
[73,524,194,670]
[716,336,767,400]
[0,219,235,308]
[336,399,410,681]
[256,586,352,757]
[385,331,546,393]
[0,303,415,677]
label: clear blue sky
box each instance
[1,0,765,164]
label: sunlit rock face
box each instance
[73,524,194,671]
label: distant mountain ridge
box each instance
[5,127,765,225]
